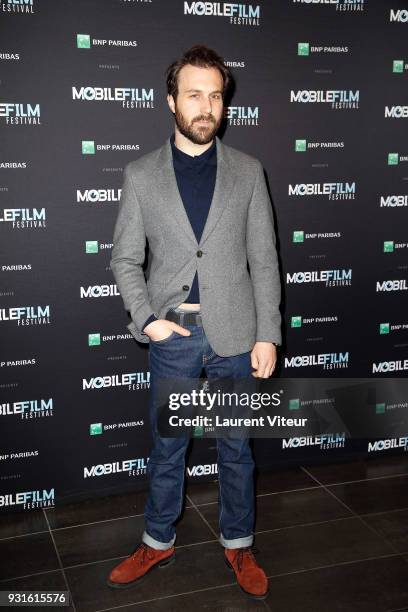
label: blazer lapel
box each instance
[155,135,237,248]
[156,139,198,246]
[199,136,237,247]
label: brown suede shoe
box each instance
[224,546,269,600]
[107,542,175,589]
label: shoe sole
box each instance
[224,556,269,601]
[107,552,175,589]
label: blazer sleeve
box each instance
[246,161,282,345]
[110,164,156,333]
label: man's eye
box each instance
[190,94,199,98]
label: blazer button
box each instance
[196,250,203,257]
[182,285,189,291]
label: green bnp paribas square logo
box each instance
[388,153,399,165]
[383,241,394,253]
[82,140,95,155]
[77,34,91,49]
[291,316,302,328]
[293,231,304,243]
[379,322,390,335]
[86,240,98,254]
[90,423,103,435]
[295,139,307,152]
[88,333,101,346]
[298,42,309,56]
[393,60,404,73]
[289,398,300,410]
[375,403,386,415]
[193,425,204,438]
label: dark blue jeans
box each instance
[142,308,255,550]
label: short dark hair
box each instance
[166,44,232,100]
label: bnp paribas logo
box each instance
[379,323,390,335]
[82,141,95,155]
[375,403,386,414]
[88,333,101,346]
[291,316,302,328]
[293,231,304,243]
[298,42,309,56]
[193,425,204,438]
[388,153,399,165]
[289,398,300,410]
[383,241,394,253]
[393,60,405,73]
[85,240,98,254]
[295,139,306,152]
[90,423,103,435]
[77,34,91,49]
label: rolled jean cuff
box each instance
[219,532,253,549]
[142,530,176,551]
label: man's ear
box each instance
[167,94,175,114]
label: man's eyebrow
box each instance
[184,89,223,94]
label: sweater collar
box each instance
[170,132,217,167]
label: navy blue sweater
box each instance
[142,134,217,330]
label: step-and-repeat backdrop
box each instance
[1,0,407,512]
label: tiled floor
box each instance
[1,455,408,611]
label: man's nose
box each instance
[200,97,213,115]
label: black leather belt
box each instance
[166,309,203,326]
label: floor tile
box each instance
[327,475,408,515]
[364,509,408,553]
[54,507,216,568]
[64,541,235,612]
[199,486,352,534]
[254,516,395,576]
[264,555,408,612]
[0,508,48,540]
[185,479,219,506]
[255,466,319,496]
[116,584,268,611]
[185,466,318,507]
[304,455,408,485]
[0,532,59,582]
[45,490,150,530]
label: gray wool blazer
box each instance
[110,135,282,357]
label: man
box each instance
[107,45,282,601]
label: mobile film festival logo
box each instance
[76,186,122,202]
[72,86,154,109]
[286,269,352,287]
[1,0,35,14]
[183,2,261,26]
[293,0,365,11]
[225,106,259,126]
[0,207,46,228]
[0,103,41,125]
[290,89,359,109]
[82,371,150,391]
[0,398,53,419]
[379,194,408,208]
[0,305,51,326]
[0,489,55,510]
[288,182,356,200]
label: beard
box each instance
[174,103,222,145]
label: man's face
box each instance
[167,64,224,145]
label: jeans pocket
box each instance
[150,331,177,345]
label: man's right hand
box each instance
[144,319,191,342]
